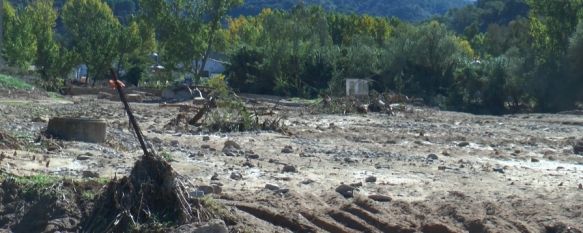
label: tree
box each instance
[568,21,583,103]
[62,0,120,85]
[525,0,583,111]
[23,0,77,89]
[2,1,36,69]
[197,0,243,80]
[139,0,206,75]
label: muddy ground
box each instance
[0,89,582,232]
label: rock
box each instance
[195,185,215,195]
[223,140,240,156]
[151,137,163,144]
[579,184,582,190]
[336,184,355,198]
[76,155,91,161]
[368,194,392,202]
[170,140,179,146]
[230,172,243,180]
[246,153,259,159]
[174,219,228,233]
[202,136,210,141]
[457,142,470,147]
[493,168,505,174]
[264,183,280,191]
[438,166,447,171]
[282,164,297,173]
[574,141,583,155]
[427,154,439,161]
[350,182,363,187]
[223,140,241,150]
[223,150,237,157]
[301,179,315,185]
[82,171,100,178]
[365,176,377,183]
[531,158,540,162]
[211,173,219,181]
[242,160,255,168]
[201,144,211,149]
[281,145,294,154]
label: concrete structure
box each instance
[47,118,107,143]
[346,79,370,96]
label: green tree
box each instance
[197,0,243,80]
[62,0,120,85]
[139,0,206,76]
[2,1,36,69]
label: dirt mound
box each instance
[0,178,100,232]
[82,155,199,232]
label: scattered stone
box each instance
[151,137,163,144]
[438,166,447,171]
[211,173,219,181]
[350,182,363,187]
[76,155,91,161]
[365,176,377,183]
[170,140,179,146]
[301,179,315,185]
[574,141,583,155]
[242,160,255,168]
[531,158,540,163]
[201,145,211,149]
[281,145,294,154]
[195,185,215,195]
[343,157,358,163]
[493,168,505,174]
[223,150,237,157]
[246,153,259,159]
[230,172,243,180]
[282,164,297,173]
[202,136,210,141]
[457,142,470,147]
[336,184,355,198]
[223,140,241,150]
[579,184,582,190]
[368,194,392,202]
[264,183,280,191]
[82,171,100,178]
[275,188,290,194]
[427,154,439,161]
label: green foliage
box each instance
[0,73,33,89]
[2,1,36,69]
[62,0,120,83]
[206,75,230,98]
[232,0,471,22]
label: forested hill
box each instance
[7,0,472,22]
[230,0,473,21]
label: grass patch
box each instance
[0,74,33,90]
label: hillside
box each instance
[231,0,473,21]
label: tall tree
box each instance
[197,0,243,80]
[2,1,36,69]
[139,0,205,75]
[62,0,120,85]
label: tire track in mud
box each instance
[234,203,319,232]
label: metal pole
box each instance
[110,69,152,156]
